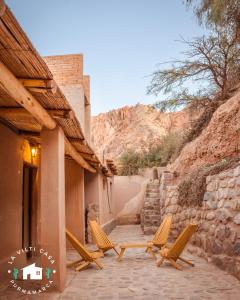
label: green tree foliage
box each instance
[187,0,240,36]
[147,29,240,112]
[118,132,186,175]
[118,149,141,176]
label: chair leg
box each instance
[75,261,90,272]
[94,259,103,269]
[113,247,120,256]
[179,256,195,267]
[169,258,182,270]
[117,248,126,261]
[147,247,156,259]
[156,257,165,267]
[67,259,83,268]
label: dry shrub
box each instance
[178,157,240,207]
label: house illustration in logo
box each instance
[21,263,43,280]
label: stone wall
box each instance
[160,165,240,280]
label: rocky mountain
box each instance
[91,104,196,161]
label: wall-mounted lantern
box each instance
[30,145,38,164]
[31,146,38,158]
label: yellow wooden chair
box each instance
[151,215,173,249]
[89,220,119,256]
[66,229,104,271]
[157,223,198,270]
[118,215,172,260]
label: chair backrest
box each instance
[66,229,92,261]
[167,224,198,259]
[89,220,113,249]
[152,215,172,246]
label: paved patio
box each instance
[1,225,240,299]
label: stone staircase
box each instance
[141,180,161,234]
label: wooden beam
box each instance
[19,130,40,137]
[0,0,6,17]
[0,62,98,172]
[81,152,99,163]
[65,138,96,173]
[0,117,19,134]
[19,130,97,173]
[18,78,58,94]
[68,137,85,142]
[0,61,56,129]
[18,78,56,88]
[0,107,74,120]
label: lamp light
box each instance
[31,146,38,158]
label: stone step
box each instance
[147,186,160,191]
[145,194,160,199]
[142,213,160,217]
[146,192,160,197]
[144,204,159,208]
[147,184,160,189]
[145,197,160,202]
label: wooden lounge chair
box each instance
[66,229,104,271]
[118,215,172,261]
[157,223,198,270]
[150,215,173,250]
[89,220,119,256]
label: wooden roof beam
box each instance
[0,61,56,129]
[18,78,57,94]
[0,0,6,17]
[65,138,96,173]
[0,61,96,172]
[68,137,85,142]
[0,107,75,120]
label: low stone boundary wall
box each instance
[160,165,240,280]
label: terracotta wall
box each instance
[0,125,23,266]
[65,159,85,245]
[44,54,83,86]
[85,172,116,234]
[99,176,115,226]
[114,176,143,214]
[44,55,91,141]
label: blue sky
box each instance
[6,0,206,115]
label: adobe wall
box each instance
[99,176,116,234]
[114,175,148,225]
[85,172,116,238]
[83,75,91,142]
[44,55,89,139]
[114,168,166,225]
[65,159,85,246]
[160,166,240,280]
[0,125,23,262]
[44,54,83,86]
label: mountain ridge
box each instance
[91,103,197,161]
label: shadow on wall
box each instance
[114,167,165,225]
[116,179,149,225]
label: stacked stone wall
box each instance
[160,165,240,280]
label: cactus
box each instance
[153,167,158,180]
[45,267,52,279]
